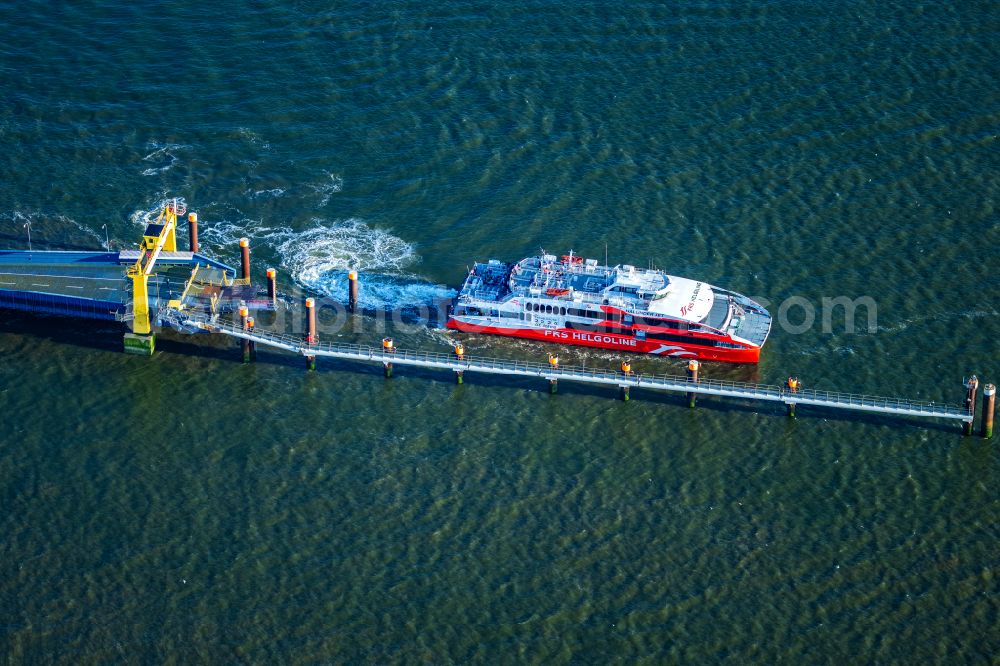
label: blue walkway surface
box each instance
[0,250,236,321]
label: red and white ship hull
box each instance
[446,319,762,363]
[448,252,771,364]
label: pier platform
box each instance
[162,309,973,426]
[0,201,988,434]
[0,250,237,322]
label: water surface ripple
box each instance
[0,1,998,663]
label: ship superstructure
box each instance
[447,251,771,363]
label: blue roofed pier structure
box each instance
[0,249,237,322]
[0,201,258,355]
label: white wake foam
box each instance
[128,198,455,310]
[129,196,184,228]
[3,210,106,247]
[236,127,271,150]
[247,188,286,199]
[275,219,455,310]
[306,172,344,206]
[141,142,190,176]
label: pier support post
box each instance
[453,345,465,384]
[620,360,632,402]
[239,237,251,283]
[382,338,394,378]
[786,377,800,418]
[982,383,995,439]
[188,213,199,253]
[240,305,251,363]
[687,360,699,408]
[246,316,257,362]
[305,297,317,371]
[266,268,277,308]
[963,376,979,436]
[123,332,155,356]
[549,379,558,394]
[348,270,359,312]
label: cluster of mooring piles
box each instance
[962,376,996,439]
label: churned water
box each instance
[1,1,998,663]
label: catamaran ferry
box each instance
[447,252,771,363]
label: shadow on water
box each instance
[0,312,123,353]
[786,404,959,435]
[241,348,960,436]
[0,310,960,435]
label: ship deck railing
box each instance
[160,309,972,423]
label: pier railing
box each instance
[159,309,972,423]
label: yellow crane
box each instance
[127,200,181,335]
[122,199,246,355]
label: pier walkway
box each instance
[162,309,973,424]
[0,250,236,321]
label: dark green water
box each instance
[1,1,998,663]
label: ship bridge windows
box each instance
[526,301,577,317]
